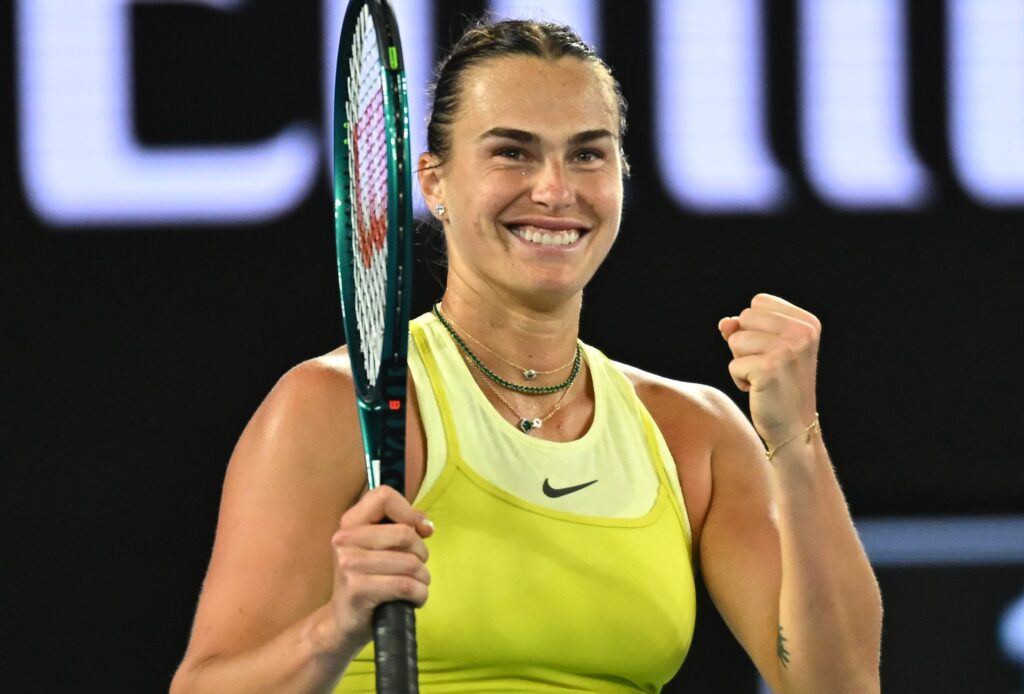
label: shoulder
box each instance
[611,360,745,440]
[262,346,355,430]
[229,346,364,496]
[609,361,764,546]
[275,346,354,402]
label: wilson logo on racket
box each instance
[349,91,388,269]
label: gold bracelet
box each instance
[764,413,821,461]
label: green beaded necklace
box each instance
[432,303,582,395]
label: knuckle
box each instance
[788,331,816,355]
[388,524,415,549]
[401,578,428,604]
[335,549,360,573]
[344,572,366,595]
[399,551,421,570]
[378,485,401,502]
[339,505,364,529]
[400,524,419,545]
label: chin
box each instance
[513,274,591,307]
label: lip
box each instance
[504,225,586,250]
[501,216,591,232]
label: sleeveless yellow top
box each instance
[335,314,697,693]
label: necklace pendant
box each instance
[523,369,538,380]
[519,418,543,433]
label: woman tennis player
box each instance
[172,18,882,694]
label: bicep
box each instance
[183,363,365,663]
[698,391,786,691]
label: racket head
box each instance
[333,0,414,492]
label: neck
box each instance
[439,286,582,375]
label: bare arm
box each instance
[701,294,881,693]
[170,356,432,694]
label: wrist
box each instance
[763,412,821,462]
[305,603,360,665]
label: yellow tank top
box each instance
[335,315,697,693]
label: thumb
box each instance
[343,485,433,536]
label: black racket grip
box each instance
[372,600,418,693]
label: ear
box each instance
[417,152,445,215]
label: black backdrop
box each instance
[3,1,1022,692]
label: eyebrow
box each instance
[478,127,617,145]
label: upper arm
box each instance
[698,387,786,691]
[625,366,785,690]
[180,356,365,666]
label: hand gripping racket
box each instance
[333,1,416,691]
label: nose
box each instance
[529,158,576,209]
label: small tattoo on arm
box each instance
[776,625,790,668]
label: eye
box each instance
[495,147,527,161]
[573,149,605,164]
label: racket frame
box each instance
[333,0,414,494]
[333,2,419,691]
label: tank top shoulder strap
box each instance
[408,317,461,507]
[584,345,694,549]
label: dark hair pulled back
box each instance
[426,18,629,172]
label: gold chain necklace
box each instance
[438,302,577,381]
[462,354,576,433]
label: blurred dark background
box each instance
[3,1,1022,692]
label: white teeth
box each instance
[511,225,581,247]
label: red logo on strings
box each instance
[350,91,388,269]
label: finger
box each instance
[718,316,740,340]
[750,294,821,331]
[727,354,769,392]
[341,485,432,534]
[738,308,791,334]
[335,547,431,586]
[333,523,430,563]
[346,573,430,610]
[726,329,781,357]
[739,307,819,343]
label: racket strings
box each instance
[346,6,390,387]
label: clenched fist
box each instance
[719,293,821,449]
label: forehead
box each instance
[455,56,619,139]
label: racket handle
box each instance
[372,600,419,693]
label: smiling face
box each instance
[419,55,625,309]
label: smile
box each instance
[507,225,583,247]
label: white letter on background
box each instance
[653,0,789,213]
[949,0,1024,206]
[323,0,433,212]
[17,0,321,227]
[799,0,931,208]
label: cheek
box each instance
[592,177,624,218]
[453,169,520,212]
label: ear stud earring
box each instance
[435,203,446,216]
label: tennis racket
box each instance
[333,0,416,691]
